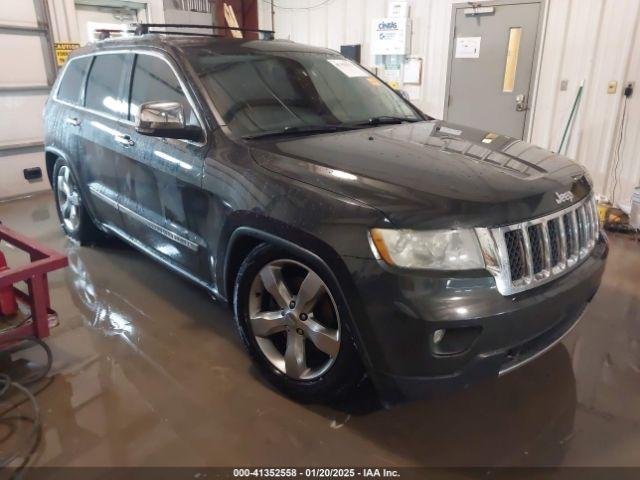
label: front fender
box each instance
[219,219,377,375]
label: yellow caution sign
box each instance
[54,43,80,67]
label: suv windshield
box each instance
[186,48,422,137]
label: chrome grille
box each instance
[477,195,600,295]
[563,214,576,258]
[547,218,561,266]
[527,224,545,274]
[504,229,527,281]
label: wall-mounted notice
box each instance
[371,17,409,55]
[403,57,423,84]
[455,37,481,59]
[388,0,409,18]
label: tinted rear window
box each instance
[85,53,130,117]
[57,57,91,104]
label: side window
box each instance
[129,54,198,127]
[85,53,129,117]
[57,57,92,104]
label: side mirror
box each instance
[135,101,203,142]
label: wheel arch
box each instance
[220,215,350,302]
[44,147,68,187]
[45,145,107,235]
[220,219,375,373]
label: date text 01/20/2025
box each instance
[232,468,401,477]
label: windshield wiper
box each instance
[242,117,421,140]
[351,116,422,126]
[242,124,359,140]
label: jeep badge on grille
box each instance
[555,191,575,204]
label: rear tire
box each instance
[233,243,364,403]
[52,158,105,245]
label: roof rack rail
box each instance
[132,23,275,40]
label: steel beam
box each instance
[0,85,51,93]
[0,141,44,153]
[0,24,47,34]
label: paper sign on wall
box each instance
[388,1,409,18]
[371,17,409,55]
[327,59,369,78]
[403,57,422,84]
[455,37,481,59]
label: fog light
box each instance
[432,326,482,356]
[433,329,445,344]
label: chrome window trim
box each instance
[476,194,600,296]
[52,48,208,147]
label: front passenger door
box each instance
[118,52,210,279]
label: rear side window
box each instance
[57,57,91,104]
[129,54,198,126]
[85,53,130,117]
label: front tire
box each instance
[233,244,364,403]
[52,158,104,245]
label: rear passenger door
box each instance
[79,52,133,230]
[118,52,209,278]
[53,55,92,197]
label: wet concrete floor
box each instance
[1,192,639,467]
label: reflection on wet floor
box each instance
[0,192,639,467]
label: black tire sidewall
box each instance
[52,158,103,245]
[233,244,363,403]
[52,158,82,241]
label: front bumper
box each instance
[344,234,608,403]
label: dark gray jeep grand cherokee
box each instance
[44,30,608,404]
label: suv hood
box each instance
[250,120,591,229]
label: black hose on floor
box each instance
[0,337,53,471]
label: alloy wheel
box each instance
[248,259,341,380]
[56,165,81,232]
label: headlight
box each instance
[369,228,485,270]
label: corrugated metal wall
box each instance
[0,0,166,200]
[0,0,55,200]
[259,0,640,210]
[533,0,640,209]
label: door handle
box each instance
[65,117,80,126]
[515,94,529,112]
[114,134,135,147]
